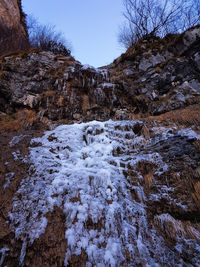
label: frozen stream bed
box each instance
[8,120,200,266]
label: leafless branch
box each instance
[119,0,200,48]
[26,15,72,56]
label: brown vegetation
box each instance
[154,214,200,243]
[147,104,200,128]
[0,110,36,132]
[192,181,200,209]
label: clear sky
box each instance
[22,0,125,67]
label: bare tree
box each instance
[119,0,200,48]
[181,0,200,30]
[26,15,72,56]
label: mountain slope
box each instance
[0,26,200,266]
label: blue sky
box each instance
[22,0,125,67]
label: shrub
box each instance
[0,110,36,132]
[26,16,71,56]
[44,40,71,56]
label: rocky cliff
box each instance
[0,25,200,266]
[0,26,200,123]
[0,0,28,55]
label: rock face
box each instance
[0,0,28,55]
[0,24,200,266]
[0,26,200,122]
[109,25,200,116]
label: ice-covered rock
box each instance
[8,120,200,266]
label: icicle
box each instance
[0,248,9,266]
[19,236,27,267]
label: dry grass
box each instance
[194,140,200,151]
[0,71,5,78]
[154,214,185,241]
[56,55,75,62]
[183,172,200,216]
[0,110,36,132]
[192,181,200,208]
[81,95,90,112]
[184,222,200,240]
[147,104,200,128]
[144,172,153,187]
[154,66,162,73]
[57,95,65,107]
[44,90,56,97]
[154,214,200,242]
[0,48,39,61]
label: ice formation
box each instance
[0,248,9,266]
[8,120,200,266]
[3,172,15,189]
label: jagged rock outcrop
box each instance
[109,25,200,116]
[0,24,200,266]
[0,26,200,123]
[0,0,29,55]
